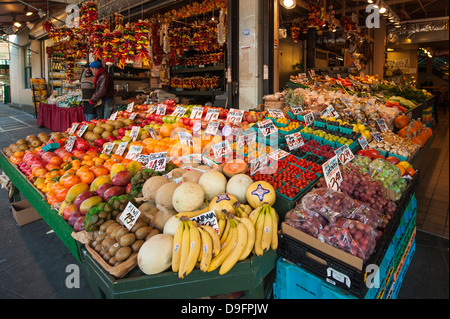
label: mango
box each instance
[96,182,113,198]
[102,186,125,201]
[65,183,90,204]
[112,170,133,187]
[74,191,95,209]
[79,196,103,215]
[110,163,127,179]
[58,200,70,216]
[90,175,111,192]
[126,161,142,175]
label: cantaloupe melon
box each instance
[172,182,205,213]
[198,170,227,201]
[208,193,238,218]
[226,174,253,203]
[171,168,187,179]
[142,176,169,202]
[137,234,173,275]
[223,159,248,178]
[246,181,276,208]
[182,170,202,183]
[155,182,179,209]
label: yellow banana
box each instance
[175,203,210,219]
[220,217,231,244]
[171,222,184,272]
[254,205,266,256]
[207,220,237,272]
[178,221,190,278]
[218,216,226,237]
[261,206,273,252]
[200,225,221,258]
[181,220,201,279]
[219,221,248,275]
[270,206,279,250]
[249,206,263,226]
[198,226,213,272]
[236,216,256,261]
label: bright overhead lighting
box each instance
[379,4,387,14]
[14,21,22,28]
[281,0,296,9]
[395,24,401,28]
[387,48,394,51]
[367,0,374,3]
[24,6,33,16]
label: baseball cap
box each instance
[90,61,103,69]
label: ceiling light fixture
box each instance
[367,0,374,4]
[280,0,296,9]
[379,3,387,14]
[38,9,46,18]
[26,21,34,29]
[12,15,21,28]
[24,6,33,16]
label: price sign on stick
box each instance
[77,124,88,137]
[102,142,114,155]
[190,211,220,235]
[334,144,355,164]
[237,132,257,148]
[125,145,143,161]
[372,131,384,142]
[179,131,194,147]
[109,112,118,120]
[65,136,76,152]
[290,105,303,115]
[129,112,137,120]
[285,132,305,151]
[119,202,141,230]
[115,142,128,156]
[190,106,204,119]
[129,126,140,142]
[126,102,135,113]
[376,118,389,133]
[358,136,370,150]
[269,149,289,161]
[205,121,220,136]
[250,155,268,175]
[147,105,157,114]
[258,119,277,136]
[211,140,232,158]
[156,104,166,115]
[204,108,220,121]
[268,109,285,118]
[226,109,245,123]
[322,155,342,192]
[171,106,187,117]
[68,123,79,135]
[146,152,167,172]
[304,112,314,126]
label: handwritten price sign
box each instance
[119,202,141,230]
[258,119,277,137]
[65,136,76,152]
[322,155,342,192]
[376,118,389,133]
[126,102,135,113]
[190,106,204,119]
[125,145,143,161]
[68,123,79,135]
[290,105,303,115]
[237,132,257,148]
[268,109,285,118]
[226,109,245,123]
[372,131,384,142]
[285,132,305,151]
[102,142,114,155]
[304,112,314,126]
[358,136,370,150]
[147,152,167,172]
[171,106,187,117]
[250,155,268,175]
[204,109,220,121]
[334,144,355,164]
[205,121,220,136]
[211,140,232,158]
[178,131,194,147]
[156,104,167,115]
[115,142,128,156]
[77,124,88,137]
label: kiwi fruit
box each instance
[114,227,129,241]
[131,239,145,253]
[135,226,151,240]
[108,242,122,257]
[100,220,115,232]
[130,221,146,233]
[119,233,136,247]
[115,246,132,262]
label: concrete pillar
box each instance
[372,18,386,79]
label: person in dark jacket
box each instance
[80,64,96,121]
[89,61,115,119]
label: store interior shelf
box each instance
[170,64,225,74]
[113,76,150,81]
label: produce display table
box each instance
[37,103,85,132]
[0,152,83,262]
[81,246,277,299]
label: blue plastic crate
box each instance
[388,152,408,162]
[391,240,415,299]
[314,121,326,128]
[375,148,388,157]
[300,132,311,140]
[297,115,304,122]
[327,124,339,132]
[42,142,60,152]
[339,126,354,135]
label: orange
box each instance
[80,171,95,184]
[55,187,70,203]
[91,166,109,177]
[160,124,173,138]
[50,156,62,165]
[396,164,406,176]
[406,167,416,176]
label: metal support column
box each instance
[227,0,239,109]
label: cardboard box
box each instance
[11,200,42,227]
[281,222,364,271]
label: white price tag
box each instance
[205,121,220,136]
[237,132,257,148]
[285,132,305,151]
[376,118,389,133]
[147,128,159,140]
[171,106,187,117]
[115,142,129,156]
[147,105,157,114]
[102,142,114,155]
[190,210,220,235]
[334,144,355,164]
[211,140,232,158]
[290,105,303,115]
[268,109,285,118]
[258,119,278,137]
[178,131,194,147]
[321,105,336,119]
[109,112,118,120]
[269,149,289,161]
[322,155,342,192]
[77,124,88,137]
[372,132,384,142]
[127,102,135,113]
[68,123,79,135]
[119,202,141,230]
[190,106,204,119]
[358,136,370,150]
[204,108,220,121]
[129,112,137,120]
[156,104,167,115]
[65,136,76,152]
[250,155,268,175]
[226,109,245,123]
[304,112,314,126]
[146,152,167,172]
[125,145,143,161]
[129,126,140,142]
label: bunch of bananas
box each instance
[172,203,279,278]
[249,203,279,256]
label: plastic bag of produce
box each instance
[318,218,377,261]
[300,188,356,223]
[347,200,382,235]
[84,202,113,232]
[285,207,328,238]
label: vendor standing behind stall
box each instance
[89,61,115,119]
[80,64,96,121]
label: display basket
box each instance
[264,98,285,110]
[339,126,354,135]
[314,121,326,128]
[388,152,408,162]
[326,124,339,132]
[85,244,138,279]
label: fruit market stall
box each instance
[0,85,425,298]
[36,103,85,133]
